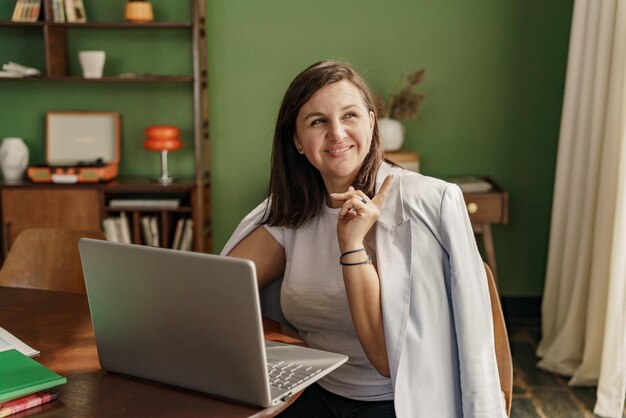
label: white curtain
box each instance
[536,0,626,417]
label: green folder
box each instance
[0,349,66,403]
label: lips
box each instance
[325,145,353,155]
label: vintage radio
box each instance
[27,112,120,183]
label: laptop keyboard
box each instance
[267,360,322,390]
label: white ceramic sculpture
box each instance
[0,137,29,182]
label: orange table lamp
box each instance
[144,125,182,184]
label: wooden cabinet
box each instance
[0,179,210,257]
[1,187,101,256]
[463,189,508,224]
[0,0,210,255]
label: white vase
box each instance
[0,137,29,182]
[378,117,405,151]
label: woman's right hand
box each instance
[330,175,393,251]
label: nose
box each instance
[327,119,346,142]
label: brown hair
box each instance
[263,60,384,228]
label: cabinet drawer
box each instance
[463,192,506,223]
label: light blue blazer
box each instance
[221,162,506,417]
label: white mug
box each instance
[78,50,106,79]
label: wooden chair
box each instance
[0,228,106,294]
[485,262,513,416]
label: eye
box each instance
[310,118,326,127]
[344,112,358,119]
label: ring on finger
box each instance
[361,197,368,204]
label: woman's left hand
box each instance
[330,175,393,250]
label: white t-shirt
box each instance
[264,205,393,401]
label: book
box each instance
[140,216,152,245]
[118,212,132,244]
[447,176,493,193]
[1,62,42,77]
[0,390,57,417]
[64,0,85,23]
[102,217,120,243]
[10,0,25,21]
[109,199,180,209]
[11,0,41,22]
[0,328,38,358]
[179,218,193,251]
[149,216,159,247]
[0,349,66,403]
[51,0,64,22]
[171,217,185,249]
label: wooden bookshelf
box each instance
[0,0,211,256]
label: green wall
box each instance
[0,1,574,296]
[207,0,574,297]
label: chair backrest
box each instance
[0,228,106,294]
[484,262,513,416]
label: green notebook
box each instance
[0,349,66,403]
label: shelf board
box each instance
[0,177,196,190]
[0,21,191,28]
[0,21,45,27]
[104,206,192,213]
[0,75,193,82]
[105,177,196,192]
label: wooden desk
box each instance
[462,180,508,287]
[0,286,303,417]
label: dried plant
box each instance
[375,68,426,121]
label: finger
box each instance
[371,175,393,208]
[330,186,361,202]
[338,208,358,221]
[338,193,368,217]
[338,199,355,218]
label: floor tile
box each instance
[505,320,624,417]
[532,387,587,417]
[511,397,541,417]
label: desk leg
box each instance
[472,222,499,290]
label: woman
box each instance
[221,60,505,417]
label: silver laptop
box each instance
[78,239,348,407]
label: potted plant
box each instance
[375,68,426,151]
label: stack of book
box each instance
[102,212,132,244]
[10,0,41,22]
[11,0,86,23]
[109,199,180,210]
[140,215,160,247]
[141,216,193,250]
[171,218,193,251]
[447,176,493,193]
[0,328,65,417]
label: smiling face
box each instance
[294,80,375,194]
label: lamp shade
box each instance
[143,125,182,152]
[145,125,179,139]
